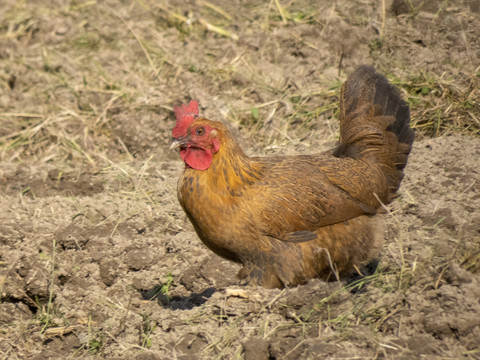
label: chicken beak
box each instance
[170,138,186,151]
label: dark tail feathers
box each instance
[334,65,414,202]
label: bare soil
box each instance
[1,0,479,359]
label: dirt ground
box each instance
[1,0,480,359]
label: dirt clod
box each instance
[242,338,269,360]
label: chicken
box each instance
[170,65,414,288]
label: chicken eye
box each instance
[196,127,206,136]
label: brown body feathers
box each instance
[171,66,414,288]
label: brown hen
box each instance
[171,66,414,288]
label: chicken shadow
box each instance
[344,259,380,294]
[140,285,216,310]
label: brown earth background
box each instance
[1,0,480,359]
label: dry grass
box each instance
[1,0,478,165]
[392,71,480,136]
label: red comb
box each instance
[172,100,199,138]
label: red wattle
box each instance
[184,147,212,171]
